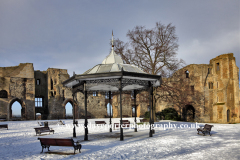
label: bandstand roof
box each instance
[63,33,161,92]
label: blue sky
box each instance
[2,1,240,116]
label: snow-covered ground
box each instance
[0,118,240,160]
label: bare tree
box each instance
[114,22,186,121]
[114,22,185,77]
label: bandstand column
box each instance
[84,83,88,141]
[109,91,112,132]
[134,90,137,132]
[149,81,153,137]
[152,88,155,134]
[72,93,76,138]
[120,78,124,141]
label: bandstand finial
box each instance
[111,30,114,48]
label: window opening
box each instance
[227,109,230,122]
[191,86,194,95]
[12,101,22,119]
[65,102,73,119]
[216,63,220,71]
[105,92,112,99]
[209,82,213,89]
[36,79,40,85]
[185,70,189,78]
[35,98,43,107]
[62,90,65,101]
[0,90,8,98]
[132,106,136,117]
[93,91,98,96]
[51,79,53,90]
[107,103,112,117]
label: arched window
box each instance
[216,63,220,71]
[185,70,189,78]
[51,79,53,90]
[107,103,112,117]
[0,90,8,98]
[65,102,73,119]
[62,90,65,101]
[12,101,22,119]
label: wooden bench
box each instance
[0,124,8,130]
[34,127,54,136]
[38,121,65,126]
[114,120,130,129]
[140,118,148,122]
[95,121,106,125]
[197,124,214,136]
[38,138,81,154]
[0,118,6,122]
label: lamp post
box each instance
[109,91,112,132]
[73,93,76,138]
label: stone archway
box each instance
[8,98,26,120]
[107,103,112,118]
[63,98,74,119]
[183,105,195,122]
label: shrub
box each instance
[144,111,150,118]
[156,108,181,121]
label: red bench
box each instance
[95,121,106,125]
[114,120,130,129]
[38,138,81,154]
[197,124,214,136]
[0,124,8,130]
[34,127,54,136]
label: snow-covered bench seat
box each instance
[197,124,214,136]
[95,121,106,125]
[34,127,54,136]
[38,138,82,154]
[140,118,148,122]
[0,124,8,130]
[114,120,130,129]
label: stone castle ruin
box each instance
[0,53,239,123]
[156,53,240,123]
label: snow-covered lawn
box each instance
[0,118,239,160]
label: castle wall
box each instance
[0,63,35,120]
[156,53,240,123]
[0,53,238,123]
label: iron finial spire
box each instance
[111,30,114,48]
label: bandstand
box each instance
[63,33,161,141]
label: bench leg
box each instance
[41,145,50,153]
[74,144,81,154]
[203,131,206,136]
